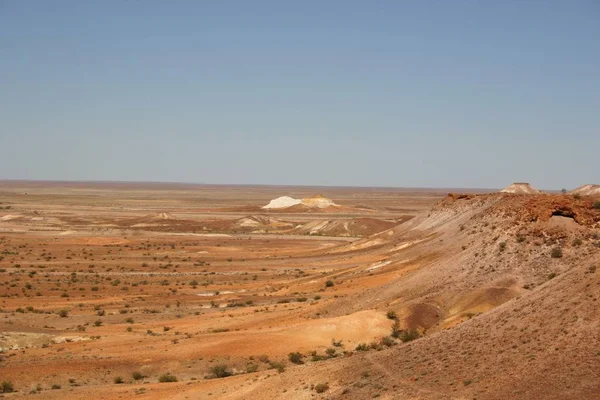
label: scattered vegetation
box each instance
[269,361,286,373]
[210,364,232,378]
[288,352,303,364]
[314,383,329,393]
[550,247,563,258]
[132,371,144,380]
[355,343,369,351]
[158,373,178,383]
[398,328,420,342]
[1,381,14,393]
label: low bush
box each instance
[355,343,369,351]
[158,373,177,383]
[210,364,232,378]
[498,241,507,252]
[550,247,563,258]
[132,371,144,380]
[399,328,420,343]
[315,383,329,393]
[288,352,303,364]
[246,364,258,373]
[1,381,14,393]
[269,362,285,373]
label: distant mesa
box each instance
[262,195,337,210]
[569,184,600,196]
[500,182,541,194]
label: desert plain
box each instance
[0,181,599,399]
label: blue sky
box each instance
[1,0,599,189]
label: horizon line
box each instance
[0,178,566,192]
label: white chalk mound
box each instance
[569,184,600,196]
[500,183,541,194]
[262,195,337,210]
[262,196,302,209]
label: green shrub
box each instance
[58,309,69,318]
[210,364,232,378]
[355,343,369,351]
[1,381,14,393]
[315,383,329,393]
[51,383,61,389]
[386,310,397,320]
[132,371,144,380]
[550,247,563,258]
[246,364,258,373]
[399,328,420,343]
[158,373,177,382]
[594,200,600,210]
[390,320,401,338]
[114,376,123,384]
[288,352,303,364]
[269,362,285,373]
[325,280,334,287]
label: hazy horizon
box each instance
[2,1,599,189]
[0,177,574,192]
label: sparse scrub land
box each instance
[0,184,597,399]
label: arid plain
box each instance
[1,181,599,399]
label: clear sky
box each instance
[1,1,599,189]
